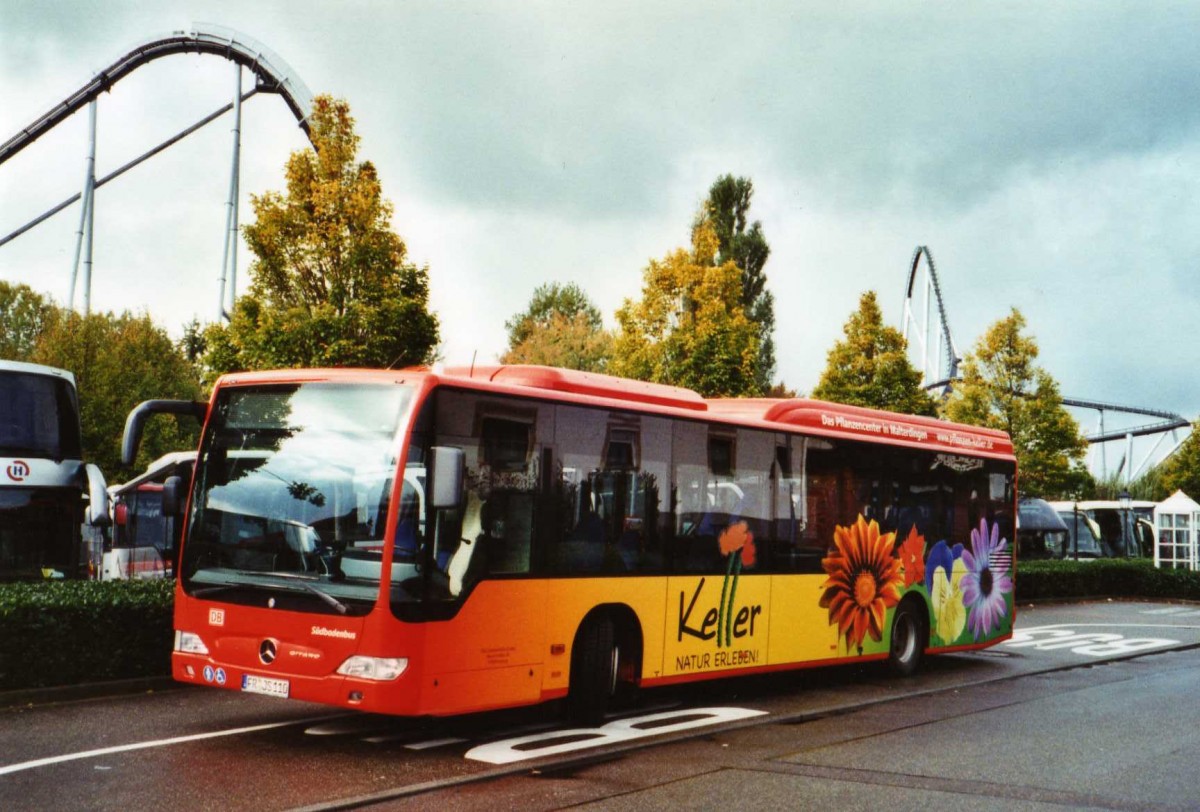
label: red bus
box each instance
[123,365,1016,720]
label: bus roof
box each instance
[706,396,1014,458]
[1046,500,1158,511]
[110,450,197,497]
[0,359,76,386]
[211,364,1015,460]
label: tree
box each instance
[942,309,1090,498]
[700,175,776,393]
[501,283,612,371]
[812,291,936,416]
[1159,420,1200,499]
[0,281,54,361]
[201,95,438,380]
[31,310,202,476]
[504,282,602,348]
[610,220,759,397]
[179,318,206,364]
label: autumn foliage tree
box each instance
[1158,420,1200,500]
[201,96,438,381]
[942,309,1090,498]
[1,282,200,476]
[31,310,202,476]
[812,291,936,416]
[610,220,759,397]
[501,282,613,372]
[0,281,54,361]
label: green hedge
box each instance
[0,580,174,691]
[1015,558,1200,602]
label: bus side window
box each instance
[672,420,721,574]
[483,490,534,575]
[542,408,667,575]
[741,430,772,549]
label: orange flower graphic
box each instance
[719,521,756,565]
[820,516,904,653]
[898,527,926,588]
[717,521,756,648]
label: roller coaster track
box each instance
[0,23,315,317]
[899,245,1192,481]
[0,23,314,167]
[1061,398,1190,443]
[901,245,961,392]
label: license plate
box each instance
[242,674,290,698]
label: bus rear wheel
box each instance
[888,599,927,677]
[567,615,619,725]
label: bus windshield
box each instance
[181,382,414,616]
[0,371,81,459]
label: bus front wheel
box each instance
[567,615,619,725]
[888,599,927,677]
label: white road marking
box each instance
[1004,625,1180,657]
[401,737,469,750]
[465,707,767,765]
[0,715,341,777]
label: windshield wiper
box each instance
[192,573,349,615]
[251,572,349,615]
[192,582,241,598]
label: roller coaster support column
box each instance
[69,100,98,315]
[1125,432,1134,488]
[218,64,243,321]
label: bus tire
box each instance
[888,598,926,678]
[567,615,618,725]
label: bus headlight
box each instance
[336,656,408,681]
[175,631,210,655]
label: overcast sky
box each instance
[2,2,1197,456]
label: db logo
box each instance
[6,461,30,482]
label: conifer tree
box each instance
[201,96,438,380]
[812,291,936,416]
[610,221,759,397]
[943,309,1090,498]
[700,175,776,393]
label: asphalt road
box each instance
[3,599,1200,811]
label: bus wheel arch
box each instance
[888,594,928,677]
[567,604,642,724]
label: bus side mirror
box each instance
[429,447,465,510]
[85,463,111,527]
[162,475,185,518]
[122,399,208,466]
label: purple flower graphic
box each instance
[961,519,1013,639]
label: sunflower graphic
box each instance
[820,516,904,653]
